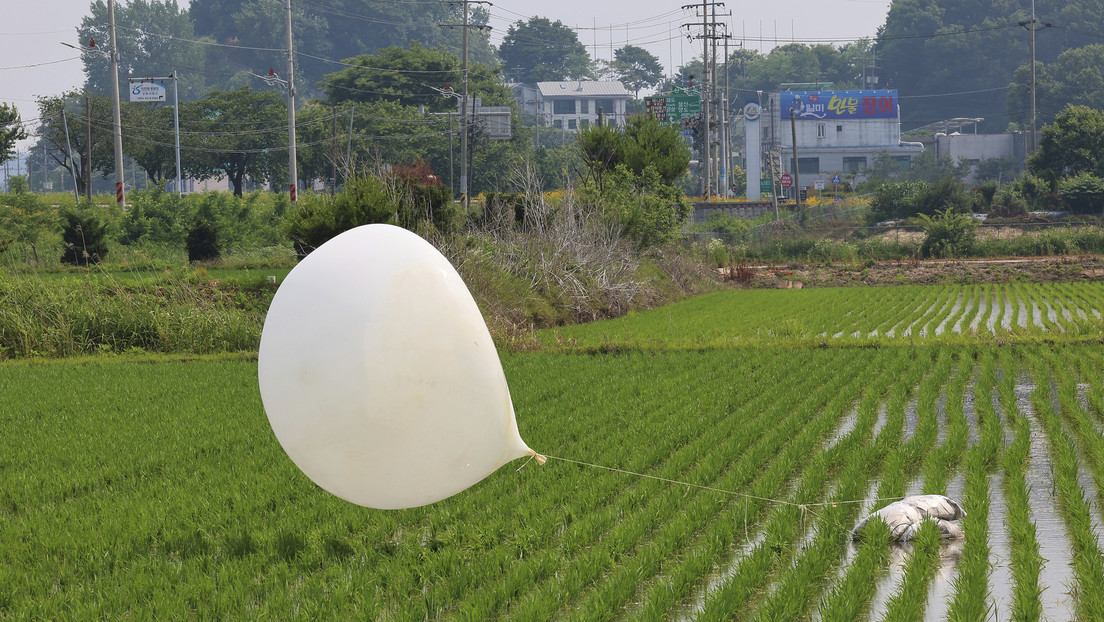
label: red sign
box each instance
[780,173,793,188]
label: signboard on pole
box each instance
[759,178,773,194]
[129,80,167,102]
[814,179,825,190]
[780,173,793,188]
[645,93,701,125]
[644,96,667,122]
[780,90,898,120]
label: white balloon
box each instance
[258,224,536,509]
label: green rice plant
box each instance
[551,350,885,621]
[625,348,917,621]
[1024,352,1104,620]
[994,348,1044,622]
[880,519,944,622]
[817,518,893,621]
[946,352,999,621]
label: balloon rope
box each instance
[536,453,905,509]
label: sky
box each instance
[2,0,892,152]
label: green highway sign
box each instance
[760,178,773,194]
[666,94,700,121]
[645,93,701,125]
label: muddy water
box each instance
[935,293,964,336]
[1031,300,1045,329]
[968,291,988,333]
[951,291,975,334]
[903,395,921,442]
[1017,382,1077,622]
[922,472,965,622]
[983,293,998,333]
[1000,293,1013,331]
[988,472,1016,620]
[1018,297,1029,328]
[863,474,967,622]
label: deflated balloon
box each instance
[258,224,535,509]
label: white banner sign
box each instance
[129,81,167,102]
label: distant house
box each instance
[531,81,630,131]
[911,119,1027,183]
[757,89,924,185]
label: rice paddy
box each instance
[2,280,1104,619]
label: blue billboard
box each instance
[780,90,897,120]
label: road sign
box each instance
[667,93,701,121]
[646,93,701,125]
[129,80,167,102]
[831,173,842,184]
[780,173,793,188]
[760,178,773,194]
[814,179,825,190]
[644,96,667,121]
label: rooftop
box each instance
[536,81,629,98]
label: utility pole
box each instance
[442,0,490,206]
[461,0,469,207]
[85,94,92,202]
[107,0,125,207]
[683,2,724,197]
[790,108,801,208]
[1019,1,1050,155]
[285,0,298,201]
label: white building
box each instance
[533,81,630,131]
[758,90,924,185]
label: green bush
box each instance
[282,175,397,259]
[1008,173,1054,211]
[599,165,691,248]
[989,186,1029,218]
[59,206,110,265]
[913,176,971,217]
[918,208,978,258]
[868,181,926,223]
[1058,172,1104,215]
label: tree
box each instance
[1009,45,1104,128]
[180,88,286,197]
[619,115,690,184]
[33,92,115,197]
[577,116,689,190]
[612,46,664,98]
[1028,105,1104,183]
[0,103,27,165]
[190,0,498,81]
[122,102,178,183]
[78,0,208,100]
[321,43,508,112]
[499,17,592,84]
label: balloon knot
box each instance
[527,449,548,466]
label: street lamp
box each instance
[251,64,297,201]
[62,31,125,207]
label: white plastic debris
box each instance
[852,494,966,541]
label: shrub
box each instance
[186,220,220,263]
[868,180,925,223]
[1058,172,1104,215]
[913,176,971,217]
[389,159,460,234]
[989,186,1029,218]
[1008,173,1054,211]
[917,208,977,258]
[282,175,397,259]
[598,164,690,248]
[59,206,110,265]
